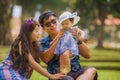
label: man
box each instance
[39,11,97,80]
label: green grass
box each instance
[0,46,10,54]
[30,70,120,80]
[81,48,120,61]
[0,46,120,80]
[98,70,120,80]
[0,46,10,62]
[81,62,120,68]
[30,70,48,80]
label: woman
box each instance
[0,19,64,80]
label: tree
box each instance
[0,0,16,45]
[0,0,69,45]
[72,0,120,48]
[17,0,70,17]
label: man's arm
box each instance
[40,31,65,63]
[40,35,60,63]
[78,41,91,58]
[77,29,91,58]
[70,27,91,59]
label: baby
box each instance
[55,11,84,75]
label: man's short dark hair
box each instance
[38,11,56,27]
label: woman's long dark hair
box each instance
[10,19,40,71]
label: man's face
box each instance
[43,16,58,34]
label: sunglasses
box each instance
[44,19,56,27]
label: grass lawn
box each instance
[81,48,120,61]
[98,70,120,80]
[30,48,120,80]
[30,70,48,80]
[30,70,120,80]
[0,46,120,80]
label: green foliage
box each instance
[17,0,70,16]
[73,0,120,26]
[0,0,13,45]
[72,0,120,48]
[108,0,120,18]
[104,32,111,40]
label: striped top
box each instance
[0,52,33,80]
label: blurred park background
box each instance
[0,0,120,80]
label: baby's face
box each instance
[61,19,73,29]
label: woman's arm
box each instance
[28,53,64,79]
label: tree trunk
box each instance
[0,0,15,45]
[97,21,104,48]
[96,3,107,48]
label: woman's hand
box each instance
[49,73,65,79]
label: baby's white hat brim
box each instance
[59,11,80,25]
[73,16,80,25]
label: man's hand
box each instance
[70,27,85,42]
[50,28,66,45]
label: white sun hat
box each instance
[59,11,80,26]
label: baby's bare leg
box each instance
[60,50,72,75]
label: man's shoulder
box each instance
[40,36,51,51]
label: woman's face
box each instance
[30,25,40,42]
